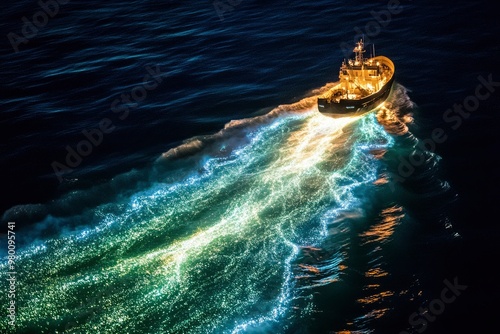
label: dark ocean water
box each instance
[1,0,500,333]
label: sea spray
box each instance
[0,85,412,333]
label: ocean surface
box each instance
[1,0,500,333]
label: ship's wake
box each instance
[1,84,413,333]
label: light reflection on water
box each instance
[0,86,412,334]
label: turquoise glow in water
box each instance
[1,91,397,333]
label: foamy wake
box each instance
[0,82,416,334]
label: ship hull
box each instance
[317,75,395,118]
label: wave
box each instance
[0,84,412,334]
[159,82,336,160]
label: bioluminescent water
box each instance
[1,85,416,334]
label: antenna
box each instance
[372,44,376,57]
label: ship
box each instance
[317,39,395,118]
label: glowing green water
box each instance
[1,107,394,333]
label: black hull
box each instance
[318,76,395,118]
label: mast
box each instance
[353,39,365,65]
